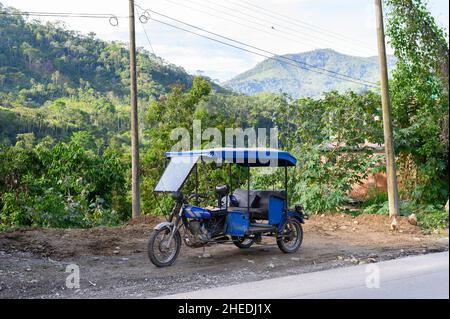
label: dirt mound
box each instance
[0,214,443,260]
[307,213,423,235]
[123,214,161,226]
[0,216,164,259]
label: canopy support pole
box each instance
[195,163,198,205]
[284,165,288,211]
[228,163,232,191]
[247,163,250,215]
[227,163,232,209]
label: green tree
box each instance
[141,77,213,214]
[386,0,449,203]
[287,91,383,212]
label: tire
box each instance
[277,219,303,253]
[232,236,255,249]
[148,226,181,267]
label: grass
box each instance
[356,189,449,231]
[414,206,449,231]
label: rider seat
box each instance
[215,185,230,197]
[215,185,230,209]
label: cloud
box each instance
[152,44,262,81]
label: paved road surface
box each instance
[160,252,449,299]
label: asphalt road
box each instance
[160,251,449,299]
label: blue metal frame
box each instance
[268,195,285,225]
[165,148,297,167]
[225,211,250,236]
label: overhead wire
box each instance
[135,6,156,55]
[237,0,375,49]
[0,10,123,26]
[136,5,378,87]
[162,0,328,52]
[195,0,375,55]
[2,6,379,87]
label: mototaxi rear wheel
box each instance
[276,218,303,253]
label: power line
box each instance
[2,6,378,87]
[135,6,155,55]
[161,0,374,56]
[161,0,323,49]
[143,20,377,87]
[140,21,156,55]
[0,10,123,26]
[223,0,375,54]
[186,0,338,51]
[200,0,375,55]
[136,6,378,87]
[237,0,375,50]
[1,11,124,18]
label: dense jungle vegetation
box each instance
[0,1,448,231]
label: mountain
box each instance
[224,49,396,98]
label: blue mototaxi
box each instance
[148,148,305,267]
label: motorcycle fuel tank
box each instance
[183,205,212,219]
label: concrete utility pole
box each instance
[374,0,400,224]
[129,0,140,218]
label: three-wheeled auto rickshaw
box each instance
[148,148,305,267]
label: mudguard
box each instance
[288,211,305,224]
[154,221,174,230]
[277,211,305,233]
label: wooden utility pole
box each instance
[129,0,140,218]
[374,0,399,224]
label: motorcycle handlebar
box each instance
[187,193,207,200]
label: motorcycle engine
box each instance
[183,220,211,247]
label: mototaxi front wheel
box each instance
[148,226,181,267]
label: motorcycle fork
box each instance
[163,205,183,248]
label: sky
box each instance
[2,0,448,82]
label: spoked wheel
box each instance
[232,236,255,249]
[277,218,303,253]
[148,226,181,267]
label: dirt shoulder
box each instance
[0,214,448,298]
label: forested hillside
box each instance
[0,4,193,104]
[0,3,207,146]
